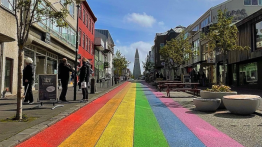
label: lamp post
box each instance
[74,0,85,101]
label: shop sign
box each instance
[38,74,57,102]
[213,9,248,22]
[207,58,215,63]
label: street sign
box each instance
[207,58,215,63]
[38,74,58,102]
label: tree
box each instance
[142,60,154,72]
[159,31,194,73]
[113,50,130,77]
[201,9,249,84]
[8,0,72,119]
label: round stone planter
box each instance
[200,91,237,109]
[193,98,221,112]
[223,95,261,115]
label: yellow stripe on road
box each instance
[59,83,131,147]
[95,83,136,147]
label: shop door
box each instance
[5,58,13,93]
[35,54,46,84]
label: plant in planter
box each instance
[200,85,237,109]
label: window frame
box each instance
[79,29,81,45]
[82,33,85,48]
[69,2,74,17]
[85,36,88,51]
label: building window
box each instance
[89,18,91,31]
[160,43,164,48]
[255,21,262,50]
[82,33,85,48]
[244,0,262,5]
[70,28,76,46]
[92,22,94,34]
[60,0,65,6]
[86,14,89,28]
[62,27,68,40]
[79,29,81,45]
[89,40,91,52]
[239,62,258,85]
[83,9,85,24]
[1,0,13,10]
[85,37,88,51]
[79,5,82,19]
[91,42,93,54]
[192,25,199,32]
[201,16,210,29]
[69,3,74,17]
[93,23,95,34]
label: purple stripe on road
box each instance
[150,89,243,147]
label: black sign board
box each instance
[38,74,57,102]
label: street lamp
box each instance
[74,0,85,101]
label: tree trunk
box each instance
[222,53,227,85]
[16,45,24,120]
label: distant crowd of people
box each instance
[154,69,207,86]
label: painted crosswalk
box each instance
[16,82,243,147]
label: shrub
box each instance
[206,85,231,92]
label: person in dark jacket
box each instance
[80,57,90,100]
[23,57,34,104]
[58,58,73,102]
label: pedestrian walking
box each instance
[23,57,34,104]
[58,58,73,102]
[80,57,90,101]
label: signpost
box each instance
[37,74,63,110]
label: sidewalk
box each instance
[0,81,125,146]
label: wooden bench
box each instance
[156,81,182,92]
[166,88,201,97]
[165,83,200,97]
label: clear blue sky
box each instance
[88,0,227,73]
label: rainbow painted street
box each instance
[16,82,243,147]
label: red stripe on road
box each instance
[16,82,129,147]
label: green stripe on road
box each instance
[134,83,169,147]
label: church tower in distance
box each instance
[133,49,141,79]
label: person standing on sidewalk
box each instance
[80,57,90,101]
[23,57,34,104]
[58,58,73,102]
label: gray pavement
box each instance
[0,81,125,146]
[167,91,262,147]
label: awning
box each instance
[0,33,15,42]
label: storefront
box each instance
[24,45,58,89]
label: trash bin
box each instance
[91,78,95,94]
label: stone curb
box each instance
[0,82,126,147]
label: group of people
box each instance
[190,69,206,86]
[58,57,91,102]
[23,57,91,104]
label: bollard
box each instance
[90,78,95,94]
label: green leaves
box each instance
[202,9,250,54]
[113,50,130,76]
[159,31,193,66]
[142,60,154,72]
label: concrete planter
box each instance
[193,98,221,112]
[223,95,261,115]
[200,91,237,109]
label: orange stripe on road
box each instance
[59,83,131,147]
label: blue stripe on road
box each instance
[141,84,205,147]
